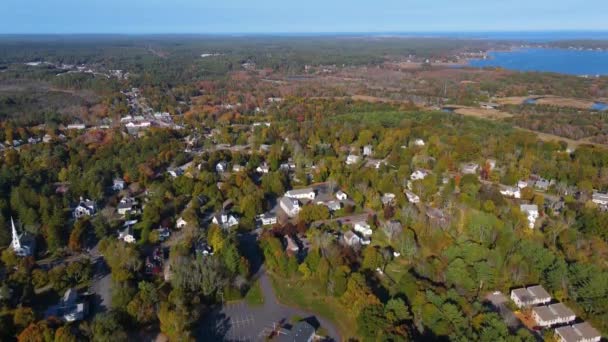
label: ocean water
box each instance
[468,48,608,76]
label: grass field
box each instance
[269,274,358,340]
[244,280,264,306]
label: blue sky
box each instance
[2,0,607,34]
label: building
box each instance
[461,163,479,175]
[118,226,136,244]
[45,288,88,322]
[176,217,188,229]
[534,178,554,191]
[157,227,171,241]
[260,213,277,226]
[520,204,539,229]
[345,154,361,165]
[405,190,420,203]
[278,321,316,342]
[555,322,601,342]
[381,193,396,206]
[480,102,500,110]
[256,162,270,174]
[343,230,362,247]
[532,303,576,327]
[336,190,348,201]
[592,192,608,206]
[518,180,529,189]
[324,200,342,211]
[510,285,551,308]
[73,198,96,218]
[410,169,429,181]
[212,212,239,229]
[354,222,373,237]
[112,178,126,191]
[66,124,86,130]
[413,138,425,147]
[500,186,521,199]
[232,164,245,172]
[280,196,301,218]
[284,235,300,254]
[363,145,373,156]
[285,188,316,200]
[10,217,33,257]
[216,161,228,173]
[117,197,137,216]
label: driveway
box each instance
[485,292,524,330]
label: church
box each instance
[10,217,35,257]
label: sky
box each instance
[1,0,607,34]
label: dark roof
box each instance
[278,321,315,342]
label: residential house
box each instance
[354,222,373,237]
[256,162,270,174]
[195,242,214,256]
[285,188,316,200]
[363,145,373,156]
[118,225,136,244]
[232,164,245,172]
[480,102,500,110]
[346,154,361,165]
[534,177,554,191]
[510,285,552,308]
[167,168,183,178]
[216,161,228,173]
[73,198,96,218]
[66,124,86,130]
[117,197,137,216]
[323,200,342,212]
[461,163,479,175]
[112,178,126,191]
[365,158,387,169]
[280,197,301,218]
[555,322,601,342]
[500,186,521,199]
[284,235,300,254]
[157,227,171,241]
[487,159,497,170]
[410,169,429,181]
[336,190,348,201]
[413,138,425,146]
[260,213,277,226]
[520,204,539,229]
[381,193,396,206]
[592,192,608,206]
[532,303,576,327]
[343,230,362,247]
[405,190,420,203]
[277,321,316,342]
[176,217,188,229]
[45,288,88,322]
[212,212,239,229]
[517,180,529,189]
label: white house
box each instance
[73,199,96,219]
[216,161,228,173]
[363,145,373,156]
[284,235,300,254]
[212,212,239,229]
[354,222,373,237]
[336,190,348,201]
[346,154,361,165]
[592,192,608,206]
[323,201,342,212]
[532,303,575,327]
[256,162,270,174]
[555,322,601,342]
[405,190,420,204]
[176,217,188,229]
[260,213,277,226]
[280,196,301,218]
[410,169,429,181]
[461,163,479,175]
[285,188,316,200]
[343,230,362,247]
[413,138,425,147]
[112,178,125,191]
[117,197,137,216]
[232,164,245,172]
[510,285,551,308]
[520,204,539,229]
[500,186,521,199]
[381,193,396,206]
[517,180,529,189]
[119,226,136,244]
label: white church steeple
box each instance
[10,217,31,257]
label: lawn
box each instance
[268,274,359,340]
[244,280,264,306]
